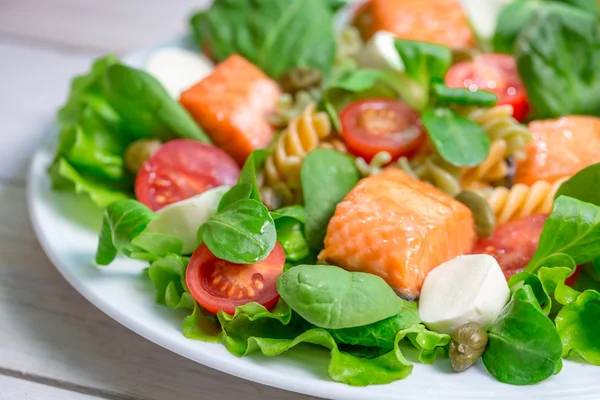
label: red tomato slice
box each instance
[445,54,530,122]
[186,243,285,315]
[340,98,425,162]
[472,214,548,279]
[135,139,240,211]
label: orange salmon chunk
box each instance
[319,169,476,299]
[180,54,280,165]
[369,0,474,48]
[515,116,600,185]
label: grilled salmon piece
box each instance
[368,0,474,48]
[180,54,280,165]
[319,169,476,299]
[515,116,600,185]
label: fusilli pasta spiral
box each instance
[355,152,392,177]
[319,137,348,153]
[477,178,568,225]
[335,26,363,66]
[461,139,509,188]
[263,103,332,197]
[268,88,322,129]
[468,105,532,160]
[398,154,463,196]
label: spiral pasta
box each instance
[477,178,568,225]
[355,152,392,177]
[335,26,364,66]
[398,154,463,196]
[468,105,532,160]
[264,103,332,194]
[461,139,509,189]
[319,137,348,153]
[268,88,322,129]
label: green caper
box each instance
[455,191,496,238]
[279,67,323,95]
[449,321,489,372]
[124,139,162,174]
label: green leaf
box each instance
[515,5,600,118]
[270,205,307,224]
[301,149,360,251]
[527,196,600,273]
[238,150,269,202]
[276,265,403,329]
[130,232,183,260]
[190,0,337,79]
[182,303,223,343]
[275,218,311,262]
[148,254,190,308]
[421,108,491,167]
[482,285,563,385]
[555,289,600,365]
[329,300,421,349]
[555,163,600,206]
[218,183,253,211]
[103,64,209,142]
[202,199,276,264]
[95,199,157,265]
[393,39,452,110]
[431,83,498,107]
[49,158,130,208]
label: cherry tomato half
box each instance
[186,243,286,315]
[135,139,240,211]
[340,98,425,162]
[445,54,530,122]
[472,214,548,279]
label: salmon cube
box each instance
[515,116,600,185]
[180,54,280,165]
[369,0,474,48]
[319,168,476,299]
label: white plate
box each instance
[28,36,599,400]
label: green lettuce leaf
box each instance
[555,289,600,365]
[182,303,223,343]
[148,254,193,309]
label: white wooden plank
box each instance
[0,184,312,400]
[0,41,99,184]
[0,0,209,53]
[0,375,102,400]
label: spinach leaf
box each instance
[527,196,600,273]
[129,232,184,261]
[515,6,600,118]
[103,64,209,142]
[276,265,403,329]
[421,108,491,167]
[96,199,158,265]
[201,199,276,264]
[482,285,563,385]
[301,149,359,250]
[218,183,253,211]
[393,40,452,110]
[431,83,498,107]
[271,205,307,223]
[555,163,600,206]
[555,289,600,365]
[148,254,193,309]
[275,217,311,262]
[190,0,337,78]
[330,300,421,349]
[237,150,269,202]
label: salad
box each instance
[48,0,600,388]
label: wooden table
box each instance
[0,1,313,398]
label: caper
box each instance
[124,139,162,174]
[449,321,489,372]
[455,190,496,238]
[279,67,323,95]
